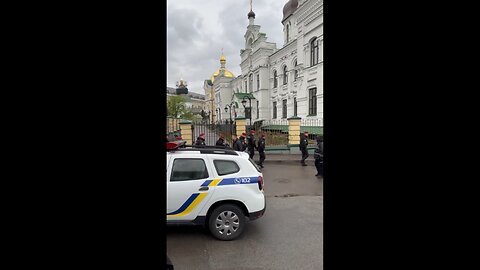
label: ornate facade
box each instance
[204,0,323,126]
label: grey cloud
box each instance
[167,0,286,94]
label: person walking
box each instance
[195,133,206,146]
[231,134,238,149]
[300,131,309,166]
[246,130,256,159]
[257,133,266,168]
[216,134,228,147]
[241,132,248,151]
[314,136,324,177]
[234,133,246,151]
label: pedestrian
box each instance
[167,133,176,142]
[216,134,227,147]
[231,134,238,148]
[247,129,256,159]
[300,131,309,166]
[257,132,266,168]
[234,133,246,151]
[195,133,206,146]
[241,132,248,151]
[314,135,324,177]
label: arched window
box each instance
[311,37,319,66]
[248,37,253,48]
[294,60,298,81]
[249,74,253,92]
[283,66,288,85]
[273,70,278,88]
[286,24,290,43]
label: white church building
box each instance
[203,0,323,128]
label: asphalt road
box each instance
[167,163,323,270]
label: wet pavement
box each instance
[167,163,323,270]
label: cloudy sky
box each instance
[167,0,287,94]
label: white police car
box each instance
[167,142,266,240]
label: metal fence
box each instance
[191,120,235,146]
[256,120,289,147]
[301,118,323,144]
[302,118,323,127]
[166,118,181,139]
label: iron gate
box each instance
[191,120,235,146]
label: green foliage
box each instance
[262,131,288,146]
[181,111,195,120]
[167,96,188,118]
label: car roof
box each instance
[167,149,250,159]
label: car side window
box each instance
[171,158,209,181]
[214,160,240,176]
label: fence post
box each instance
[287,117,302,148]
[167,116,172,133]
[179,120,193,145]
[235,117,246,136]
[167,117,181,133]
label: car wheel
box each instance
[208,204,246,241]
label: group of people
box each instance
[194,130,323,177]
[299,131,324,177]
[229,130,266,168]
[194,130,267,168]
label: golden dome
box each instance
[210,69,235,82]
[210,52,235,83]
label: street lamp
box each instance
[225,103,235,136]
[224,102,235,124]
[216,108,221,124]
[206,111,211,124]
[242,97,252,127]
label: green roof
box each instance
[261,125,323,135]
[234,93,255,100]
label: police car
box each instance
[167,142,266,240]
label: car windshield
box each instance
[248,158,261,173]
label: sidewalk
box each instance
[252,154,315,165]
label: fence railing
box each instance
[257,120,289,147]
[301,118,323,144]
[175,117,323,148]
[191,120,235,146]
[302,118,323,127]
[167,118,181,136]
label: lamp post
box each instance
[224,102,235,124]
[225,103,235,136]
[242,97,252,127]
[216,108,221,124]
[206,111,211,124]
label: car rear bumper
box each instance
[249,196,266,221]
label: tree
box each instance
[167,95,198,121]
[167,96,188,118]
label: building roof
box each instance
[211,53,235,83]
[211,69,235,83]
[166,87,205,100]
[282,0,299,22]
[234,92,255,100]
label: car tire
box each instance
[208,204,246,241]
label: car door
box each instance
[167,155,217,221]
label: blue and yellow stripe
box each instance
[167,193,208,217]
[200,178,222,187]
[167,176,259,217]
